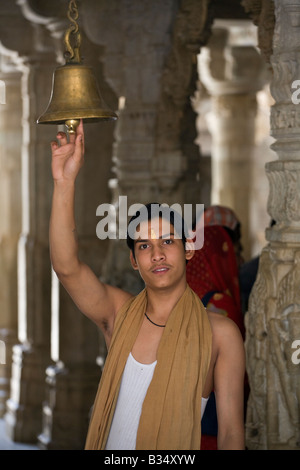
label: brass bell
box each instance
[37,63,117,133]
[37,0,117,134]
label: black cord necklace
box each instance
[144,312,166,328]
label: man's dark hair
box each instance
[126,202,188,259]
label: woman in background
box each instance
[187,224,245,449]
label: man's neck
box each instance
[145,282,187,322]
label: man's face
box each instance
[129,217,194,291]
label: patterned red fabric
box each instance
[203,205,240,232]
[186,225,244,336]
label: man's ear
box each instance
[129,251,139,270]
[185,238,195,261]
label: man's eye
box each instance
[163,239,173,245]
[139,243,149,250]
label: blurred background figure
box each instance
[187,224,245,334]
[187,205,248,449]
[202,204,259,316]
[203,205,244,269]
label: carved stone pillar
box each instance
[0,52,22,417]
[0,0,74,443]
[245,0,300,449]
[0,1,112,448]
[82,0,181,293]
[198,21,267,259]
[3,48,59,442]
[82,0,212,292]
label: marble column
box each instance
[4,49,57,443]
[0,53,22,417]
[198,21,267,260]
[0,0,113,447]
[82,0,183,294]
[245,0,300,449]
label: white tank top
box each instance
[105,353,209,450]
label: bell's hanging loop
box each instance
[37,0,117,134]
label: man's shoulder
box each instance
[206,309,234,325]
[206,310,245,372]
[206,310,243,345]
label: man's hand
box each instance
[51,119,85,183]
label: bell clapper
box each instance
[65,119,80,134]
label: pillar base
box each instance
[4,343,51,444]
[37,362,101,450]
[0,329,18,418]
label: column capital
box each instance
[199,20,268,96]
[0,1,68,66]
[17,0,67,41]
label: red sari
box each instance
[186,225,245,450]
[186,225,244,336]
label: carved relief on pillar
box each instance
[245,248,272,449]
[266,161,300,230]
[274,252,300,440]
[246,245,300,449]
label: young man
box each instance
[50,121,245,450]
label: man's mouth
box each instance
[152,266,169,274]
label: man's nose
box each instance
[152,244,165,261]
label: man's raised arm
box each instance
[49,121,132,342]
[50,122,84,277]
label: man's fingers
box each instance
[77,119,84,134]
[51,141,58,151]
[69,132,76,144]
[55,132,68,146]
[73,133,84,162]
[76,121,84,144]
[73,120,84,159]
[51,122,84,163]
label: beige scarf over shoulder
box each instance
[85,285,212,450]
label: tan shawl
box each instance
[85,285,212,450]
